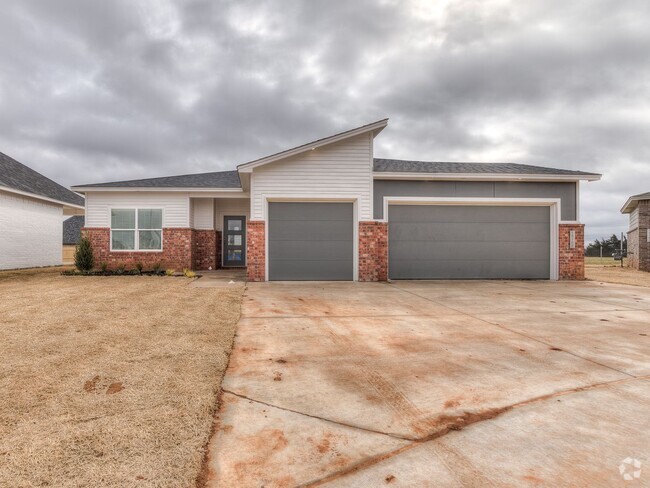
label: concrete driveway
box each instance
[205,280,650,487]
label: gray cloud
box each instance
[1,0,649,242]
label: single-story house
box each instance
[63,215,85,264]
[621,192,650,272]
[72,119,600,281]
[0,152,85,270]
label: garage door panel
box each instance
[269,240,353,261]
[390,240,550,261]
[390,205,549,223]
[391,259,550,280]
[269,220,352,242]
[390,222,550,243]
[269,260,352,281]
[389,205,551,280]
[268,202,353,281]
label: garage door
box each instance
[268,202,353,281]
[389,205,550,279]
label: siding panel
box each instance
[251,133,373,220]
[85,192,190,228]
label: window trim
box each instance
[110,207,164,252]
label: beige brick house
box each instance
[622,192,650,272]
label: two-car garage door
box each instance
[388,205,551,280]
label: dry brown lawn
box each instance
[0,270,243,487]
[585,262,650,287]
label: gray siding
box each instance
[268,202,353,280]
[389,205,550,279]
[373,180,577,221]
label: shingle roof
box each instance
[74,170,241,189]
[63,216,84,245]
[0,152,84,206]
[373,158,601,177]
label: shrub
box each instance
[134,262,143,275]
[116,265,126,275]
[152,262,162,275]
[183,269,196,278]
[100,262,108,273]
[74,237,94,272]
[165,269,175,276]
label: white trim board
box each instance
[372,172,600,182]
[382,196,562,281]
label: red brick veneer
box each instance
[82,227,193,271]
[627,200,649,271]
[359,221,388,282]
[246,221,265,282]
[193,229,220,270]
[559,224,585,280]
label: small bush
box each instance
[116,265,126,275]
[135,262,143,273]
[74,237,94,272]
[183,269,196,278]
[152,262,162,275]
[100,262,108,273]
[165,269,175,276]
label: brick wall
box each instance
[193,229,220,270]
[358,221,388,281]
[246,221,265,282]
[82,227,193,271]
[628,200,650,271]
[559,223,585,280]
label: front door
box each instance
[223,216,246,267]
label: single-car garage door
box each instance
[389,205,550,280]
[268,202,354,281]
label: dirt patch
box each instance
[0,272,243,487]
[585,265,650,287]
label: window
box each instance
[111,209,162,251]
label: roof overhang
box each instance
[237,118,388,173]
[621,195,649,214]
[71,186,244,194]
[372,172,602,182]
[0,185,85,210]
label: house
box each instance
[0,152,85,270]
[621,192,650,272]
[62,215,85,264]
[71,119,600,281]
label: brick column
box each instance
[559,224,585,280]
[247,221,265,282]
[358,221,388,282]
[82,227,193,271]
[193,229,218,270]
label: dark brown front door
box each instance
[223,216,246,267]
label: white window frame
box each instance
[110,207,164,252]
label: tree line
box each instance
[585,233,627,257]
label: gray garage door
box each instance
[389,205,550,280]
[268,202,353,281]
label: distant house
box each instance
[62,215,85,264]
[621,192,650,272]
[72,119,600,281]
[0,152,84,270]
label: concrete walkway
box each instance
[204,280,650,487]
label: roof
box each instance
[63,215,85,245]
[621,191,650,214]
[373,159,601,179]
[74,170,242,189]
[237,118,388,173]
[0,152,84,207]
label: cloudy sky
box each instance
[1,0,649,242]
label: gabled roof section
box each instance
[237,118,388,173]
[373,159,601,181]
[72,170,242,191]
[63,215,85,245]
[621,191,650,214]
[0,152,85,207]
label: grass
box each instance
[585,256,628,267]
[0,270,244,487]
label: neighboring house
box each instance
[0,152,85,270]
[62,215,85,264]
[621,192,650,272]
[72,119,600,281]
